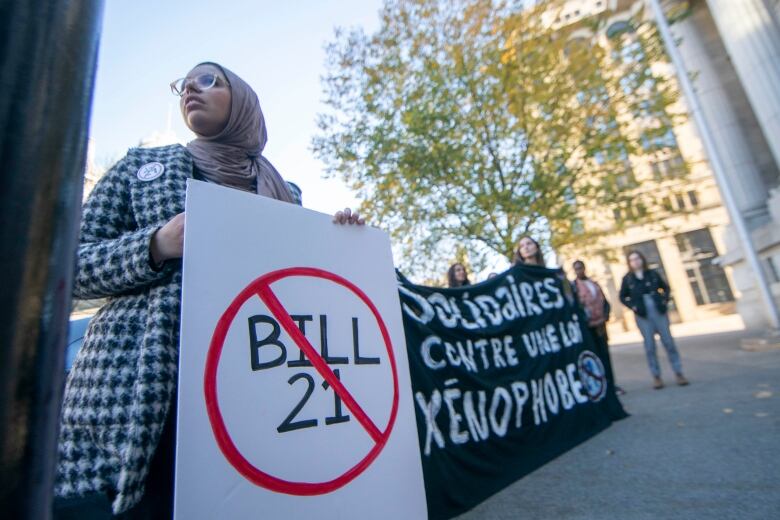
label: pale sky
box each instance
[89,0,384,215]
[90,0,517,278]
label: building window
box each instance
[675,193,685,210]
[641,129,679,152]
[687,190,699,207]
[624,240,666,275]
[661,196,673,212]
[651,153,685,180]
[606,20,633,39]
[674,228,735,305]
[766,257,780,284]
[651,161,661,180]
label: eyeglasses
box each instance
[170,73,221,97]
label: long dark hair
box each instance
[626,249,648,273]
[447,263,471,288]
[513,236,545,266]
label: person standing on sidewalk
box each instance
[572,260,625,395]
[619,250,689,389]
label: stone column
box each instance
[706,0,780,172]
[670,2,770,223]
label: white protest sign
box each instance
[174,181,427,519]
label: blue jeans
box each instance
[635,298,683,378]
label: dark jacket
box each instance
[619,269,671,318]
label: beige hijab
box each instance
[186,62,295,203]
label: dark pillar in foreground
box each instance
[0,1,104,517]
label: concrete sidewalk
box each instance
[460,329,780,520]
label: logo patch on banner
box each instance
[577,350,607,402]
[137,162,165,181]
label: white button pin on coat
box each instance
[137,162,165,181]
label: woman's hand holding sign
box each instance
[333,207,365,226]
[151,212,186,265]
[151,205,364,267]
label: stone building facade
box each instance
[556,0,780,332]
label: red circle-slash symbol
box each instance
[204,267,400,495]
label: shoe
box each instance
[676,374,690,386]
[653,377,664,390]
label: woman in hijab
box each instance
[54,62,362,519]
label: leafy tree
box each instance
[313,0,682,277]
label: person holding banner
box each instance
[54,62,363,519]
[619,250,689,390]
[447,262,471,288]
[572,260,624,395]
[513,236,582,309]
[512,235,545,266]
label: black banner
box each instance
[398,264,628,519]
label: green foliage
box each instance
[313,0,683,277]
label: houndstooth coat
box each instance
[55,144,300,513]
